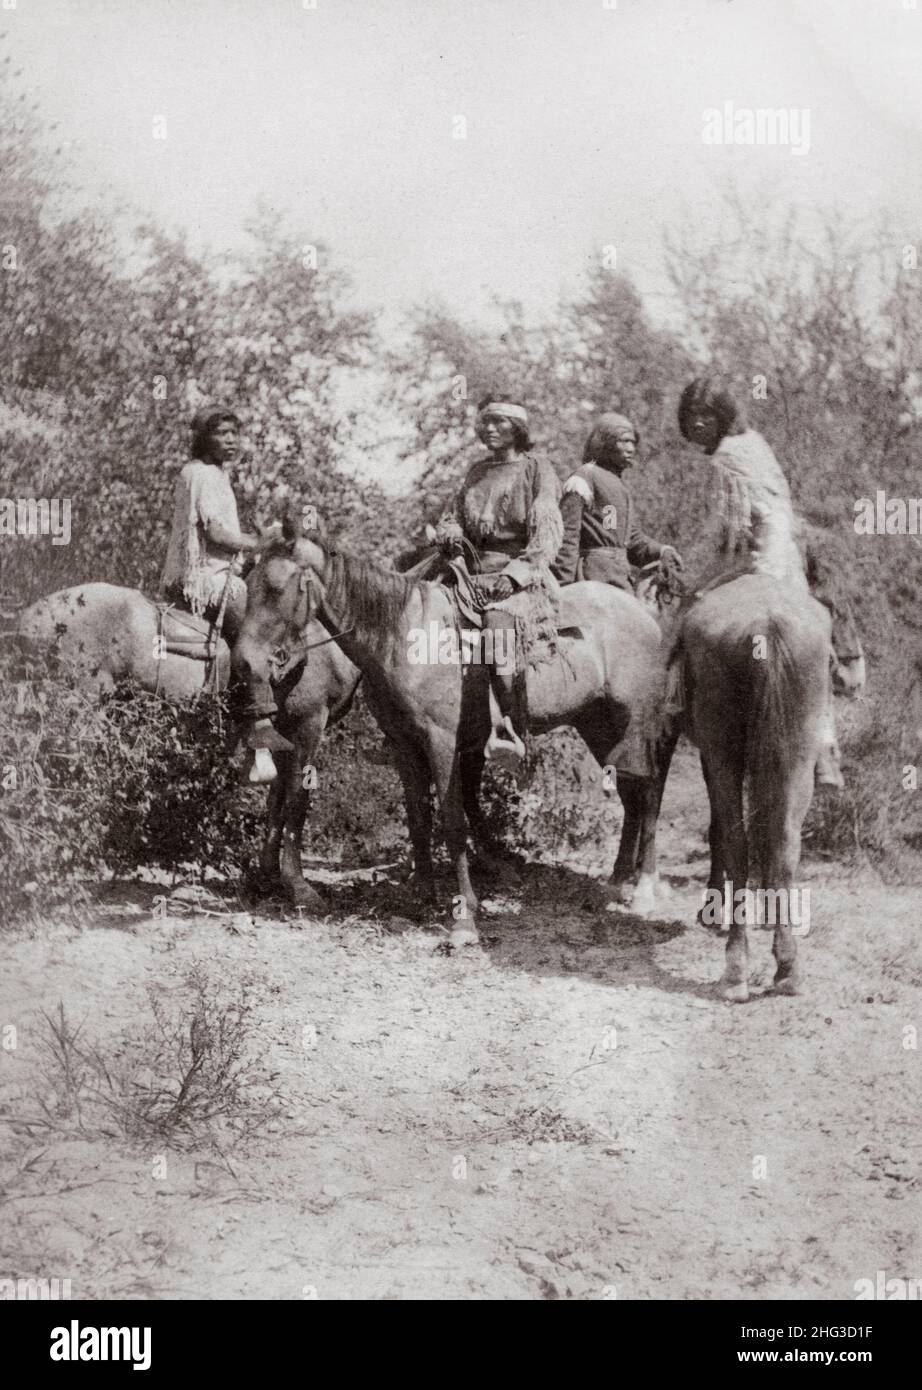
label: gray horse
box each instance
[16,579,360,907]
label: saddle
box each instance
[156,603,220,662]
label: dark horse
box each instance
[682,571,863,1001]
[234,526,676,946]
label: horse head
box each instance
[234,519,327,691]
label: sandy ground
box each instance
[2,746,920,1301]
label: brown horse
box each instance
[681,573,860,1001]
[15,580,361,907]
[234,529,677,945]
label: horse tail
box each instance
[745,613,810,882]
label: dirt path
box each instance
[2,748,920,1300]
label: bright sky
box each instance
[3,0,922,330]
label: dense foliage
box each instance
[2,77,921,909]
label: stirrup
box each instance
[241,747,279,785]
[485,722,526,772]
[244,718,296,754]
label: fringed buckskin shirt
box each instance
[161,461,244,614]
[445,451,563,587]
[709,430,805,590]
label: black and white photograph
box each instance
[2,0,920,1337]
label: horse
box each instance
[15,579,362,908]
[681,572,861,1001]
[234,526,678,946]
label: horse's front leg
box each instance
[390,738,436,906]
[258,754,286,883]
[277,743,327,912]
[431,734,479,947]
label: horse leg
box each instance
[572,710,646,911]
[258,753,287,882]
[706,752,750,1002]
[610,774,642,905]
[275,736,328,912]
[430,734,479,946]
[630,729,678,916]
[696,754,727,929]
[461,743,489,851]
[390,739,436,906]
[767,760,814,996]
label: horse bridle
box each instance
[266,554,353,680]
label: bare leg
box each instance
[814,690,844,788]
[482,610,525,771]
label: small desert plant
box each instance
[21,965,282,1152]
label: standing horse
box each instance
[15,579,361,907]
[234,529,677,945]
[682,573,852,1001]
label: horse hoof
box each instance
[772,975,800,996]
[721,981,750,1003]
[631,889,656,918]
[448,927,480,951]
[607,879,634,906]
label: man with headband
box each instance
[435,394,563,771]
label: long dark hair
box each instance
[190,406,241,460]
[677,378,747,446]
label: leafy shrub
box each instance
[0,661,265,922]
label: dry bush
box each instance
[15,966,282,1153]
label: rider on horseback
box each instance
[674,378,843,788]
[551,412,683,779]
[434,394,563,773]
[160,404,294,782]
[552,412,683,591]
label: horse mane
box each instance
[259,511,426,652]
[322,548,422,654]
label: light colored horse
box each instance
[15,580,361,907]
[235,531,677,946]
